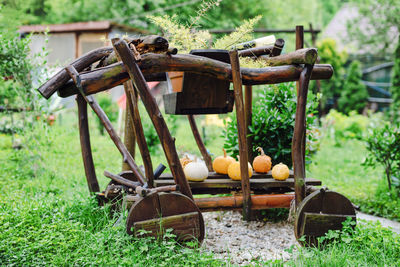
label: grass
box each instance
[308,137,400,221]
[1,110,399,266]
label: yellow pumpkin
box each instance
[184,162,208,182]
[180,155,192,168]
[212,148,235,174]
[252,147,272,173]
[227,157,253,181]
[271,163,290,181]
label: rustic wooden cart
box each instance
[37,26,356,246]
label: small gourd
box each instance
[271,163,290,181]
[180,155,192,168]
[252,147,272,173]
[212,148,236,174]
[227,156,253,181]
[184,162,208,182]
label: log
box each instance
[112,38,193,200]
[195,194,295,211]
[187,115,213,172]
[104,170,141,189]
[124,81,155,187]
[292,65,313,207]
[76,94,99,193]
[239,45,273,57]
[261,48,317,66]
[271,38,285,57]
[230,50,252,221]
[38,46,114,99]
[65,65,146,185]
[122,82,136,171]
[57,54,333,98]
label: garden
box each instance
[1,0,400,266]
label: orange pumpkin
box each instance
[271,163,290,181]
[180,155,192,168]
[252,147,272,173]
[227,157,253,181]
[212,148,235,174]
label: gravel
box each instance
[202,211,297,265]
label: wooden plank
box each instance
[154,177,321,189]
[230,50,251,220]
[158,170,294,179]
[133,212,201,241]
[300,212,356,237]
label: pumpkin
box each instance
[184,162,208,182]
[227,157,253,181]
[212,148,236,174]
[180,155,192,168]
[271,163,290,181]
[252,147,272,173]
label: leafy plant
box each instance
[338,60,369,115]
[389,35,400,122]
[223,82,318,167]
[363,123,400,191]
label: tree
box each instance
[338,60,369,114]
[390,35,400,121]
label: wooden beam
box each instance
[229,50,252,220]
[112,38,193,200]
[244,85,253,162]
[122,81,136,171]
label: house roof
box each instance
[19,20,148,34]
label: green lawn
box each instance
[1,111,399,266]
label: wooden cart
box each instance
[37,26,356,246]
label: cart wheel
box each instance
[294,188,356,247]
[127,192,205,245]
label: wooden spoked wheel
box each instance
[294,189,356,247]
[126,192,205,245]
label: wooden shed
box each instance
[19,21,148,66]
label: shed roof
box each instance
[19,20,148,34]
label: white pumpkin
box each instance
[183,162,208,182]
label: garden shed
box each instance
[19,21,148,66]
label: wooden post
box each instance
[187,115,213,172]
[229,50,252,220]
[66,65,146,186]
[244,85,253,162]
[122,82,136,171]
[112,38,193,200]
[76,94,100,193]
[124,81,155,187]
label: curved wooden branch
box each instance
[56,53,333,98]
[39,46,114,99]
[261,48,317,66]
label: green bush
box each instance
[223,82,318,167]
[316,38,348,111]
[363,123,400,191]
[338,60,369,115]
[390,35,400,122]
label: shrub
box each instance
[363,123,400,191]
[338,60,369,115]
[223,82,318,167]
[390,35,400,122]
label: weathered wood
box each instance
[195,194,294,211]
[56,54,333,98]
[296,25,304,51]
[122,82,136,171]
[295,189,356,247]
[261,48,317,66]
[293,64,313,207]
[65,65,146,185]
[158,170,294,179]
[230,49,251,221]
[112,38,193,200]
[300,213,356,237]
[38,46,114,99]
[270,38,285,57]
[104,170,142,189]
[244,85,253,162]
[124,81,155,187]
[126,192,204,244]
[187,115,213,171]
[239,45,273,57]
[76,94,99,193]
